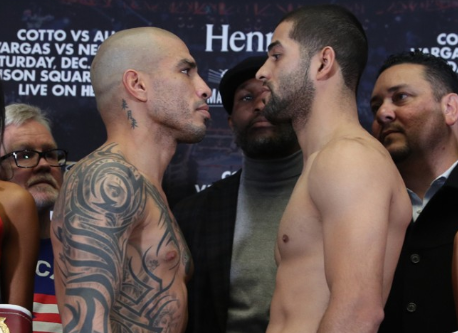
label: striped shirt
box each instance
[33,239,62,333]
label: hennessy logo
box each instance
[205,24,273,52]
[0,317,10,333]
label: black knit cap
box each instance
[219,56,267,114]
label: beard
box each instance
[388,145,412,164]
[26,173,60,211]
[263,60,315,127]
[176,117,209,144]
[151,80,209,144]
[31,185,59,210]
[379,124,411,164]
[381,106,447,165]
[232,122,298,159]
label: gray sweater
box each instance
[226,150,303,333]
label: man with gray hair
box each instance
[1,103,65,332]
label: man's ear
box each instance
[442,93,458,126]
[122,69,148,102]
[315,46,336,81]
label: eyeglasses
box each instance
[0,149,68,168]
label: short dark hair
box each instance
[280,4,368,92]
[377,50,458,101]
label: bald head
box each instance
[90,27,184,108]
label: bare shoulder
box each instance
[0,181,36,219]
[64,143,146,196]
[307,132,411,227]
[0,181,38,248]
[0,181,35,207]
[54,143,149,228]
[311,133,397,180]
[307,133,405,204]
[65,143,143,186]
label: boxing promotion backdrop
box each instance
[0,0,457,207]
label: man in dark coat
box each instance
[371,50,458,333]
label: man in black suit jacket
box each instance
[173,56,302,333]
[370,50,458,333]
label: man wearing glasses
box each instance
[0,103,66,333]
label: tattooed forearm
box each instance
[53,143,189,332]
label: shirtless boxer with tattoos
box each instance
[51,27,211,333]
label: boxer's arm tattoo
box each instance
[53,143,188,332]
